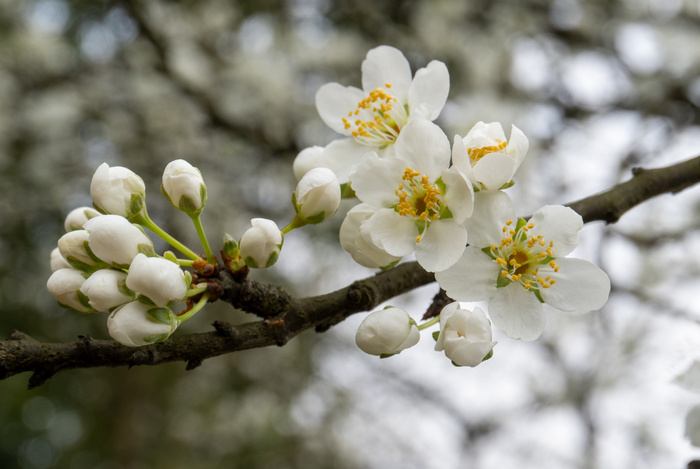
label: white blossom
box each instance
[80,269,134,313]
[434,303,496,367]
[64,206,101,231]
[57,230,100,270]
[107,302,178,347]
[90,162,146,219]
[239,218,283,268]
[161,159,207,215]
[46,268,93,313]
[339,203,402,269]
[126,253,188,308]
[293,167,341,223]
[84,215,154,267]
[355,307,420,356]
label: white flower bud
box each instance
[293,167,341,223]
[90,162,146,218]
[57,230,100,270]
[107,301,178,347]
[64,206,101,232]
[355,307,420,356]
[126,253,188,307]
[50,247,72,273]
[80,269,135,313]
[161,159,207,215]
[46,268,93,313]
[434,303,496,367]
[340,203,402,269]
[239,218,283,268]
[84,215,154,267]
[292,146,325,181]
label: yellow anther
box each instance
[385,83,392,88]
[416,235,421,243]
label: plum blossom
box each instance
[348,119,474,272]
[434,303,496,367]
[435,191,610,341]
[126,253,189,308]
[355,307,420,356]
[161,159,207,215]
[339,203,402,269]
[90,162,146,219]
[293,167,341,223]
[299,45,449,182]
[107,302,178,347]
[239,218,283,268]
[452,121,529,191]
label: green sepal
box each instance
[499,180,515,190]
[163,251,178,263]
[65,256,95,273]
[143,332,172,344]
[265,250,279,268]
[379,259,400,271]
[291,192,299,214]
[77,289,93,310]
[129,193,145,218]
[340,183,356,199]
[244,256,259,269]
[496,274,511,288]
[482,349,494,362]
[481,246,497,260]
[302,211,327,225]
[147,307,174,325]
[379,352,397,359]
[178,194,201,216]
[432,331,440,342]
[451,360,463,367]
[137,294,156,306]
[222,233,239,258]
[137,243,156,257]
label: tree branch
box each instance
[2,154,700,387]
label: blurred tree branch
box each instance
[1,154,699,388]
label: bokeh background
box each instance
[1,0,700,468]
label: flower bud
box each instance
[340,203,402,269]
[80,269,135,313]
[126,253,188,307]
[84,215,154,268]
[57,230,101,271]
[50,247,71,273]
[239,218,283,268]
[355,307,420,357]
[434,303,496,367]
[46,268,93,313]
[64,206,101,232]
[90,162,146,219]
[293,167,340,223]
[107,301,178,347]
[292,146,325,181]
[161,159,207,215]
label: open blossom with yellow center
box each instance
[295,45,449,183]
[347,119,474,272]
[436,191,610,341]
[452,121,529,191]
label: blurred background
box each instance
[1,0,700,467]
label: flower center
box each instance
[394,168,443,242]
[342,83,409,147]
[467,140,508,165]
[488,219,560,292]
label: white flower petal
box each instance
[350,153,405,208]
[322,138,377,184]
[394,119,451,179]
[529,205,583,257]
[315,83,366,135]
[464,190,516,248]
[435,247,500,301]
[508,125,529,164]
[471,153,517,190]
[407,60,449,121]
[539,257,611,313]
[293,146,325,181]
[442,166,474,223]
[489,283,546,341]
[415,219,467,272]
[361,46,412,99]
[340,204,402,269]
[451,134,475,180]
[464,121,507,144]
[362,209,417,257]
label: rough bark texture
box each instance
[1,155,699,388]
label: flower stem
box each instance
[190,214,215,264]
[417,316,440,331]
[133,211,200,261]
[177,292,210,323]
[281,214,307,234]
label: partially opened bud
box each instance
[46,268,93,313]
[293,167,341,223]
[80,269,135,313]
[57,230,101,271]
[161,159,207,215]
[84,215,154,268]
[340,203,402,269]
[107,301,178,347]
[434,303,496,367]
[126,253,188,307]
[355,307,420,357]
[239,218,283,268]
[90,163,146,219]
[64,207,101,232]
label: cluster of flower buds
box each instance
[293,45,612,366]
